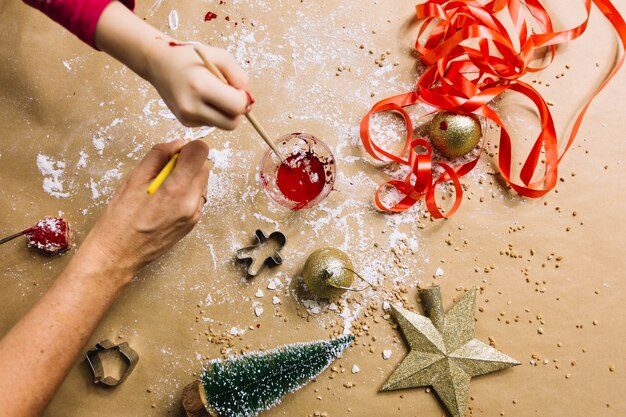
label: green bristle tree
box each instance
[199,335,354,417]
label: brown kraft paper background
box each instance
[0,0,625,416]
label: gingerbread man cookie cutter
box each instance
[236,229,286,277]
[86,339,139,387]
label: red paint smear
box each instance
[439,121,448,131]
[169,41,185,47]
[24,217,71,254]
[245,90,255,110]
[276,152,327,209]
[204,11,218,21]
[225,15,230,21]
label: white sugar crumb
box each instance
[142,99,177,126]
[168,10,179,30]
[45,218,60,232]
[205,292,214,306]
[89,179,100,200]
[351,365,360,374]
[92,136,105,155]
[36,154,70,198]
[253,213,280,229]
[435,267,445,277]
[267,280,278,290]
[303,299,321,315]
[383,301,391,311]
[76,151,89,169]
[255,289,264,298]
[148,0,165,14]
[89,166,123,202]
[209,146,234,170]
[229,327,245,336]
[225,27,285,73]
[91,118,123,156]
[206,173,238,209]
[254,306,264,317]
[272,296,281,305]
[383,350,393,360]
[187,126,215,140]
[340,301,363,335]
[126,142,145,160]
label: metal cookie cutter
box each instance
[86,339,139,387]
[236,229,286,277]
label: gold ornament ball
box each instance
[428,111,482,158]
[303,248,355,299]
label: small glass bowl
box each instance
[259,133,336,210]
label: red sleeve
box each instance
[23,0,136,49]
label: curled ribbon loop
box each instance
[360,0,626,218]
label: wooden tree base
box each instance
[182,380,217,417]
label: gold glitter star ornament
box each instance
[381,286,520,417]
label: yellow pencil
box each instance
[146,152,180,195]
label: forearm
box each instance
[95,1,169,80]
[0,246,132,417]
[25,0,250,130]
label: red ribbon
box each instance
[360,0,626,218]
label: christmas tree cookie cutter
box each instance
[236,229,286,277]
[85,339,139,387]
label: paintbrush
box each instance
[193,46,284,162]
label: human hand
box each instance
[95,2,251,130]
[145,42,251,130]
[80,139,210,280]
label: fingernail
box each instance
[245,90,255,113]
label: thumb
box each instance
[134,139,185,184]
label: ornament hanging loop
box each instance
[326,267,374,292]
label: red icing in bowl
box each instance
[276,152,327,209]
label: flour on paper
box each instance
[36,154,70,199]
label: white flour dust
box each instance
[36,154,70,199]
